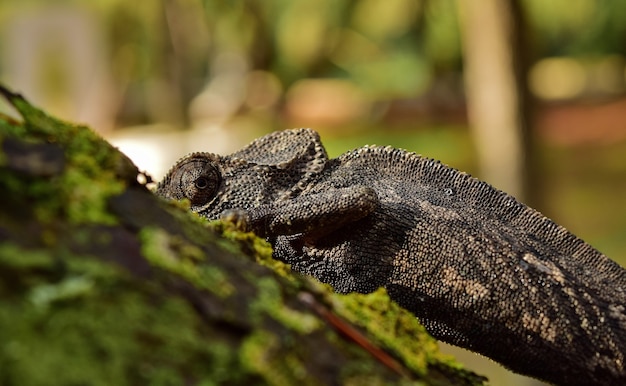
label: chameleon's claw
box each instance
[220,209,250,231]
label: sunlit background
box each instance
[1,1,625,384]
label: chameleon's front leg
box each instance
[221,186,378,238]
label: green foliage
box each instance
[4,0,625,128]
[525,0,626,56]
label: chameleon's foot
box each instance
[220,209,250,231]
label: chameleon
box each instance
[156,128,626,385]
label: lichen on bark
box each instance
[0,85,486,386]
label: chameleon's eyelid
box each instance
[158,152,216,180]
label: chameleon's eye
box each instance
[172,158,221,206]
[195,176,210,190]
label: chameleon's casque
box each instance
[157,128,626,385]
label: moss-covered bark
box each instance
[0,85,486,386]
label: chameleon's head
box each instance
[156,152,270,219]
[156,128,330,220]
[156,153,222,210]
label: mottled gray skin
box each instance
[157,128,626,385]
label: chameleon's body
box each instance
[157,128,626,385]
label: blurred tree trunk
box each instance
[457,0,534,204]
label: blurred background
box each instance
[1,1,625,384]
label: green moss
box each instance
[250,277,320,334]
[211,220,289,276]
[0,286,241,386]
[0,243,55,271]
[28,275,95,309]
[61,166,123,225]
[239,331,282,382]
[139,227,235,298]
[239,330,324,386]
[0,113,25,138]
[0,89,130,226]
[0,243,247,386]
[327,288,439,375]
